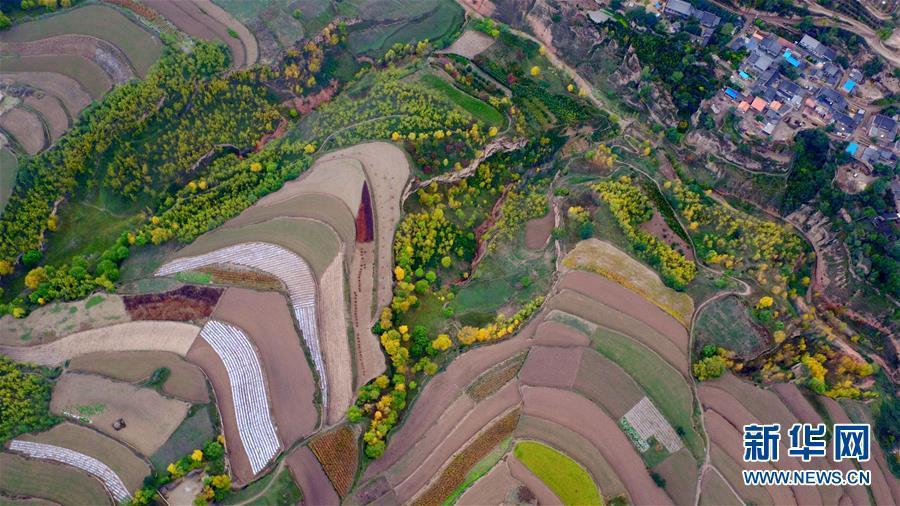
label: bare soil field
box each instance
[559,270,689,349]
[466,352,526,402]
[0,4,161,76]
[318,253,354,423]
[0,452,111,506]
[573,348,644,419]
[1,35,135,84]
[0,294,128,346]
[350,242,386,388]
[50,373,190,456]
[211,288,318,447]
[67,350,209,403]
[562,239,694,326]
[0,55,111,99]
[185,336,254,484]
[224,192,356,247]
[524,210,554,250]
[521,385,673,505]
[171,217,340,278]
[199,264,284,292]
[530,318,590,347]
[20,423,149,493]
[709,444,774,506]
[260,157,365,215]
[286,446,339,506]
[309,426,359,498]
[639,210,695,261]
[314,142,411,308]
[518,346,582,388]
[390,386,522,501]
[457,456,522,506]
[363,336,528,480]
[515,414,628,500]
[0,321,200,365]
[653,448,698,505]
[123,285,222,322]
[0,72,91,119]
[143,0,246,67]
[547,289,689,374]
[441,29,495,59]
[506,454,561,506]
[23,94,67,142]
[699,467,742,506]
[0,108,45,154]
[703,374,796,428]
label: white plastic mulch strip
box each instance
[155,242,327,411]
[200,320,281,474]
[622,396,684,453]
[9,439,131,502]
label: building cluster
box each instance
[662,0,721,44]
[717,28,897,170]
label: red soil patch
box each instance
[521,385,674,505]
[143,0,245,66]
[638,211,694,261]
[123,285,222,321]
[186,336,254,484]
[211,288,317,446]
[530,319,590,347]
[286,80,338,114]
[253,118,287,153]
[524,211,554,250]
[285,446,339,506]
[518,346,582,388]
[559,271,689,350]
[573,348,644,419]
[356,182,375,243]
[363,336,528,480]
[24,94,68,142]
[465,352,526,402]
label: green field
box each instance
[552,312,704,459]
[419,74,504,126]
[0,452,111,506]
[0,55,109,99]
[443,437,512,505]
[150,406,216,471]
[42,197,144,268]
[221,467,302,506]
[212,0,307,48]
[0,148,18,213]
[513,441,602,506]
[345,0,463,56]
[0,4,162,76]
[694,295,769,358]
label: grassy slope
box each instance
[419,73,504,126]
[220,467,302,505]
[513,441,602,506]
[0,148,18,213]
[0,452,111,506]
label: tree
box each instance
[692,355,727,380]
[431,333,452,351]
[22,250,41,267]
[530,66,540,76]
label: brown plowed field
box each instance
[466,352,526,402]
[24,94,68,142]
[142,0,246,67]
[709,443,774,506]
[285,446,339,506]
[2,35,134,84]
[522,386,673,505]
[1,108,45,154]
[319,252,354,424]
[772,383,823,424]
[0,55,111,99]
[50,373,190,456]
[223,192,356,248]
[185,336,254,484]
[123,285,222,322]
[391,383,522,500]
[530,318,590,347]
[0,451,111,506]
[0,72,91,116]
[457,456,521,505]
[363,336,528,480]
[704,411,793,505]
[821,398,899,505]
[524,211,553,250]
[547,289,689,374]
[518,346,582,388]
[309,426,358,498]
[699,467,742,506]
[653,448,698,505]
[211,288,317,446]
[704,373,796,428]
[350,242,386,388]
[193,0,258,65]
[21,423,150,493]
[559,270,689,349]
[67,350,209,403]
[515,414,628,500]
[573,348,644,419]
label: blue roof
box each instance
[739,71,751,79]
[846,142,859,154]
[843,80,857,92]
[783,50,801,67]
[724,88,739,99]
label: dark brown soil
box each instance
[123,285,222,321]
[518,346,582,388]
[524,211,554,250]
[285,446,339,506]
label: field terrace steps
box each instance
[199,320,280,474]
[8,440,131,502]
[156,242,328,412]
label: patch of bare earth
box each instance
[50,373,190,456]
[211,288,318,448]
[0,107,45,154]
[142,0,245,67]
[67,350,209,403]
[441,30,495,59]
[638,211,694,261]
[0,72,92,116]
[193,0,258,65]
[285,447,339,506]
[1,35,133,84]
[457,456,522,505]
[24,94,68,142]
[123,285,222,322]
[523,210,553,250]
[0,294,129,347]
[319,252,354,423]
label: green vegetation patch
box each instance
[0,148,18,213]
[513,441,602,506]
[0,356,58,444]
[220,467,302,505]
[0,452,110,506]
[419,73,503,126]
[694,295,768,359]
[443,436,512,505]
[150,406,216,472]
